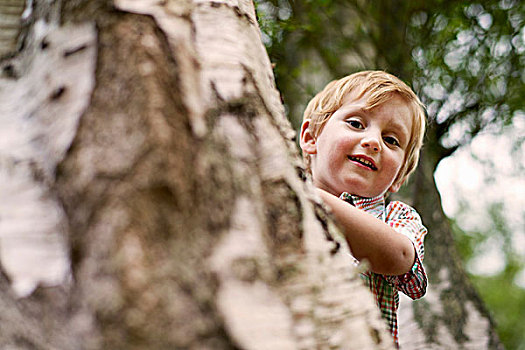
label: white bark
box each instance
[0,18,96,296]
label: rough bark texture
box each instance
[0,0,396,349]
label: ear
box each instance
[388,175,407,193]
[300,120,317,155]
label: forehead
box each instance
[338,91,413,138]
[345,90,412,119]
[373,95,412,127]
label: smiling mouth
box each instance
[348,156,377,170]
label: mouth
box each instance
[348,155,377,170]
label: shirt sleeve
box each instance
[383,201,428,300]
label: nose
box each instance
[361,133,381,152]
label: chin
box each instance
[350,189,385,198]
[340,184,372,198]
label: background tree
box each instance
[256,0,524,348]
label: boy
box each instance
[299,71,427,347]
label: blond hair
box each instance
[302,70,426,187]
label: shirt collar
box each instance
[339,192,386,220]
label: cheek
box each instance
[325,139,352,166]
[389,153,405,176]
[318,133,348,156]
[381,148,402,167]
[332,136,354,154]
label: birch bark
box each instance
[0,0,394,348]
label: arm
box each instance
[317,188,415,275]
[383,201,428,299]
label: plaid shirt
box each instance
[340,192,428,347]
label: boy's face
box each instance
[301,92,412,198]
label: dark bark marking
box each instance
[205,95,260,133]
[369,327,382,344]
[40,38,49,50]
[263,180,303,251]
[296,165,307,182]
[64,44,88,57]
[2,64,17,78]
[49,85,66,100]
[200,1,254,26]
[313,201,341,255]
[261,180,304,284]
[231,257,260,283]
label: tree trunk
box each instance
[396,136,502,350]
[0,0,395,348]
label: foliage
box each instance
[408,1,525,159]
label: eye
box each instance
[384,136,400,146]
[346,119,364,129]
